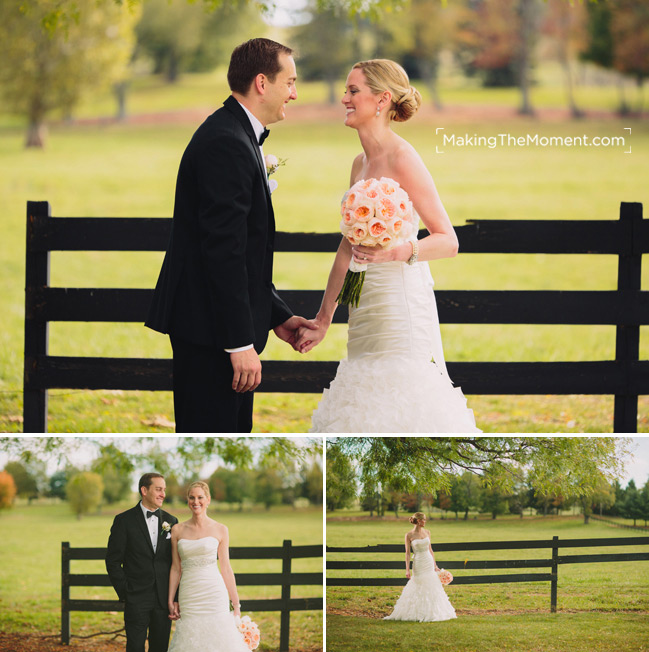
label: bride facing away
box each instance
[384,512,457,622]
[296,59,480,433]
[167,481,251,652]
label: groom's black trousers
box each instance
[170,335,254,433]
[124,590,170,652]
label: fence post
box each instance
[61,542,70,644]
[550,535,559,613]
[23,200,51,433]
[614,201,643,433]
[279,540,292,652]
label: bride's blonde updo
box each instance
[410,511,426,525]
[353,59,422,122]
[186,480,211,500]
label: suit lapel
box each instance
[134,503,155,556]
[223,96,273,206]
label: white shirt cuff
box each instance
[225,344,254,353]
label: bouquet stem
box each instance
[337,269,366,307]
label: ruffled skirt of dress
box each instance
[383,570,457,622]
[167,564,249,652]
[310,260,479,433]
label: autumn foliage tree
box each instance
[0,471,17,512]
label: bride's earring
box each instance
[376,105,380,117]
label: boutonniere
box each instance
[265,154,286,178]
[161,521,171,534]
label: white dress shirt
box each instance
[224,100,269,355]
[140,501,159,552]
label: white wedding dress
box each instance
[167,537,249,652]
[311,255,480,433]
[384,537,457,622]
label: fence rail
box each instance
[62,540,322,651]
[25,200,647,432]
[326,535,649,613]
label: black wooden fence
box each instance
[62,540,322,651]
[24,200,648,432]
[326,535,649,613]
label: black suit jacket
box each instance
[145,95,292,351]
[105,504,178,607]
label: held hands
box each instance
[406,570,411,579]
[168,601,180,621]
[274,316,319,352]
[295,317,329,354]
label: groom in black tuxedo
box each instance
[106,473,178,652]
[146,38,316,433]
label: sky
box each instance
[1,436,647,487]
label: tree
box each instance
[293,3,357,104]
[580,474,615,524]
[301,462,323,506]
[91,454,132,504]
[482,484,508,519]
[210,467,251,510]
[66,472,104,520]
[542,0,588,117]
[326,444,356,512]
[331,437,628,498]
[3,462,38,501]
[136,0,263,83]
[0,0,138,147]
[0,471,17,511]
[640,480,649,527]
[610,0,649,114]
[253,468,283,510]
[622,479,643,527]
[450,472,483,520]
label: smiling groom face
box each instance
[141,477,166,511]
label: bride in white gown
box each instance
[167,481,250,652]
[296,59,479,433]
[384,512,456,622]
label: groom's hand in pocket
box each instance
[230,349,262,392]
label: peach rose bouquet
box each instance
[337,177,416,307]
[436,569,453,585]
[235,615,260,650]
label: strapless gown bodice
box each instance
[384,537,457,622]
[167,537,249,652]
[310,259,480,433]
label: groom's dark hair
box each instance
[228,38,293,95]
[138,472,164,497]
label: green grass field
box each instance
[1,74,648,432]
[0,500,323,651]
[326,514,649,652]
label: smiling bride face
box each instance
[186,481,211,515]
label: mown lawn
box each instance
[1,76,648,433]
[326,515,649,652]
[0,501,323,652]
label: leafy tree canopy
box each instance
[0,437,322,482]
[329,437,630,499]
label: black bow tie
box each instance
[146,509,160,519]
[259,128,270,146]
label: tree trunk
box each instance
[114,82,128,121]
[25,120,47,149]
[517,0,536,116]
[583,514,590,524]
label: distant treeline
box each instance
[1,459,322,519]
